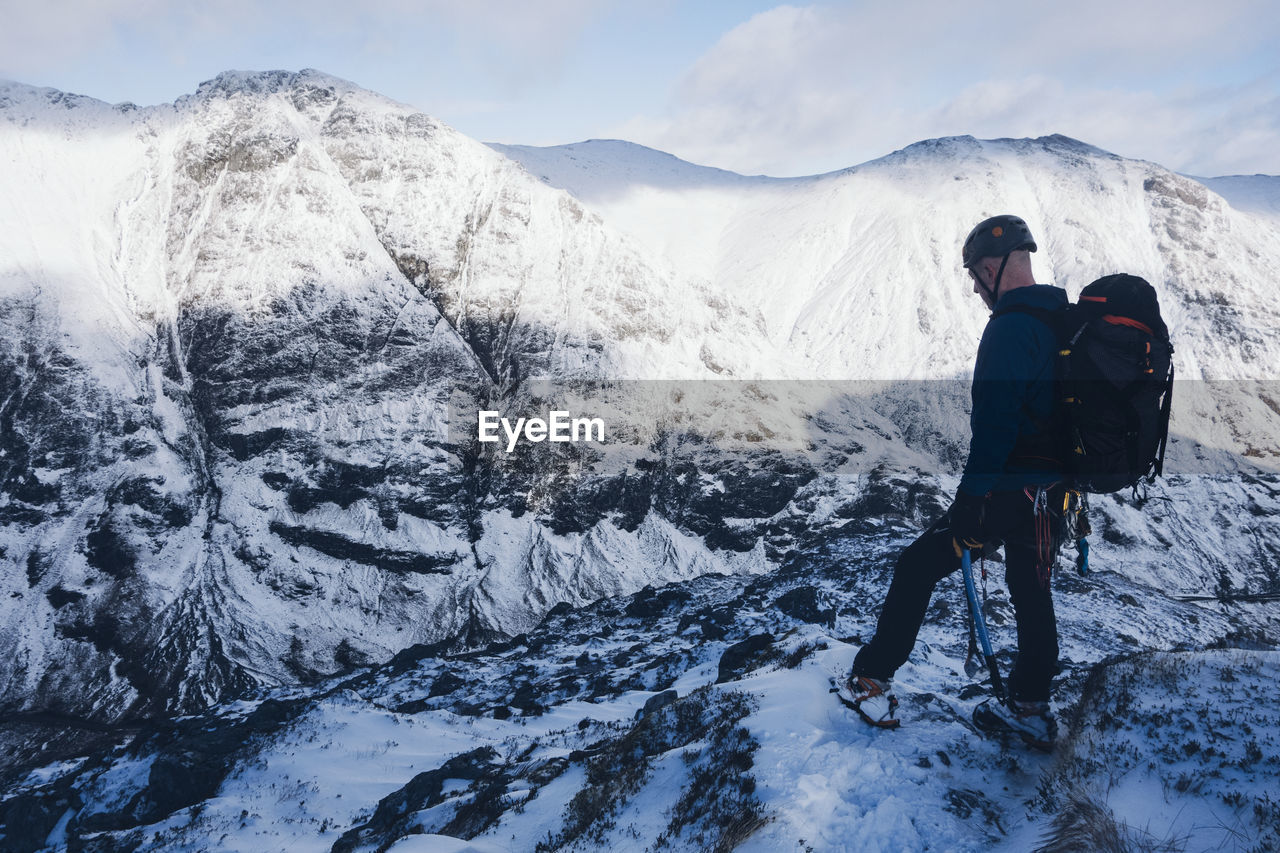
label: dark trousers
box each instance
[852,488,1063,702]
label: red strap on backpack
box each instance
[1102,314,1154,335]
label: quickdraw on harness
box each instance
[1024,484,1054,588]
[1021,484,1093,586]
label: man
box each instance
[843,214,1068,751]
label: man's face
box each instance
[969,264,996,310]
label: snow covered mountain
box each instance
[1,72,1279,850]
[492,136,1280,382]
[0,71,785,725]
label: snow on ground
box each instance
[15,528,1275,852]
[386,836,508,853]
[84,639,1280,852]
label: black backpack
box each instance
[1001,274,1175,494]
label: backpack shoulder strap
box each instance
[992,303,1065,340]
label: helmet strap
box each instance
[992,253,1011,301]
[974,253,1010,307]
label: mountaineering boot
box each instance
[839,674,900,729]
[973,697,1057,751]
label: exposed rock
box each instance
[772,586,836,627]
[717,632,777,683]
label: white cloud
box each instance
[2,0,1275,176]
[611,1,1280,176]
[0,0,612,92]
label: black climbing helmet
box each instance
[962,215,1037,268]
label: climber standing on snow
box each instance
[843,215,1069,750]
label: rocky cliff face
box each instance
[0,70,757,723]
[1,71,1278,730]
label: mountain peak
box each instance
[189,68,364,102]
[872,133,1118,170]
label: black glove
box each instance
[948,490,987,557]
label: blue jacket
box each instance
[958,284,1069,496]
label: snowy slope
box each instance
[4,533,1276,851]
[492,136,1280,382]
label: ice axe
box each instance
[964,608,980,678]
[961,548,1006,702]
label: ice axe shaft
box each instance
[961,549,1006,701]
[964,610,981,678]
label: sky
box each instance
[1,0,1278,178]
